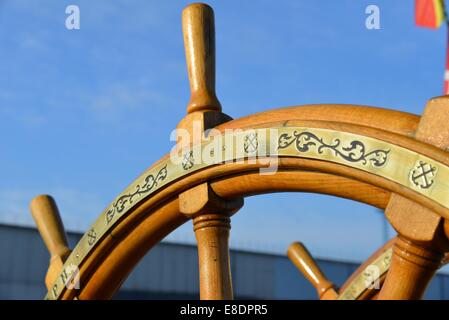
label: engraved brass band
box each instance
[45,126,449,299]
[338,248,392,300]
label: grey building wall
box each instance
[0,223,447,300]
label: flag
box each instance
[416,1,449,94]
[415,0,445,28]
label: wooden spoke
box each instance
[378,236,443,299]
[193,214,233,300]
[179,183,242,300]
[30,195,71,291]
[379,96,449,299]
[182,3,221,114]
[287,242,337,299]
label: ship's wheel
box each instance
[30,3,449,300]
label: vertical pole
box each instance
[378,236,442,299]
[179,183,243,300]
[194,214,233,299]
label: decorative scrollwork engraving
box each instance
[278,131,389,167]
[410,161,437,189]
[106,165,168,223]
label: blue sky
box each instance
[0,0,447,265]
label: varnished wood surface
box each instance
[50,119,449,299]
[48,116,449,299]
[146,104,419,170]
[38,2,449,301]
[30,195,70,259]
[339,237,395,299]
[215,104,419,136]
[211,171,390,209]
[77,198,186,299]
[378,237,443,299]
[30,195,71,290]
[180,183,241,299]
[57,164,393,299]
[52,156,422,299]
[379,96,449,299]
[194,214,233,299]
[287,242,337,299]
[182,3,221,114]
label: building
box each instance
[0,223,447,299]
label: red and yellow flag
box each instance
[416,0,445,28]
[416,0,449,94]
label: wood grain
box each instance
[379,96,449,299]
[35,2,449,301]
[194,214,233,299]
[182,3,221,114]
[30,195,71,290]
[180,183,242,300]
[287,242,337,299]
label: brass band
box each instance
[338,248,392,300]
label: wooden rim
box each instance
[46,104,449,300]
[73,168,392,299]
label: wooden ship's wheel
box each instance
[29,3,449,300]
